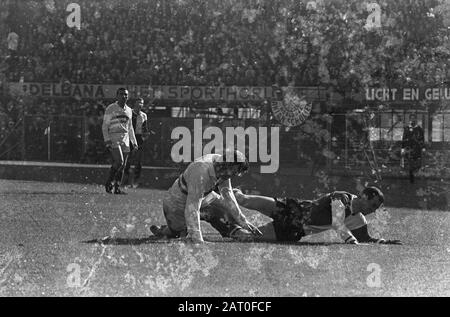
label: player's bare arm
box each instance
[331,197,358,244]
[184,190,205,243]
[351,224,402,245]
[218,180,262,236]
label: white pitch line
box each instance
[81,244,108,289]
[0,160,176,170]
[0,257,14,286]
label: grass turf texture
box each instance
[0,179,449,296]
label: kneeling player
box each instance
[150,150,262,243]
[202,187,402,245]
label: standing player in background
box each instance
[124,97,148,188]
[401,113,425,184]
[102,88,138,194]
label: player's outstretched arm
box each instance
[351,225,402,245]
[184,192,205,243]
[219,180,262,236]
[183,170,208,243]
[184,168,223,243]
[331,199,358,244]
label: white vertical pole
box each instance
[345,114,348,168]
[47,122,51,161]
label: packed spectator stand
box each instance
[2,0,294,87]
[1,0,449,181]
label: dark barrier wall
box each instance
[1,162,448,210]
[1,113,449,210]
[5,114,450,174]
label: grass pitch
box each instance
[0,179,449,296]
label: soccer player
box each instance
[202,186,402,245]
[150,150,262,243]
[124,97,148,188]
[102,88,138,194]
[401,113,425,183]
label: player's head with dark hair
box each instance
[116,87,128,96]
[360,186,384,215]
[362,186,384,203]
[134,98,144,110]
[409,113,417,126]
[215,149,249,179]
[116,88,129,105]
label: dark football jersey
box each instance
[271,191,354,242]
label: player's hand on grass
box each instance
[244,221,263,236]
[345,237,359,245]
[378,239,402,245]
[231,228,255,242]
[234,213,262,236]
[184,231,205,244]
[184,237,205,244]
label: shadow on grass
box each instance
[82,234,342,246]
[222,239,342,246]
[82,234,228,245]
[82,236,167,245]
[0,191,104,196]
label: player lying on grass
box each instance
[150,150,262,243]
[199,186,402,245]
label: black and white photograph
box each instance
[0,0,449,300]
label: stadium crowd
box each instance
[1,0,447,174]
[1,0,297,87]
[0,0,313,163]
